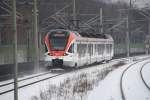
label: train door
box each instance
[97,43,104,61]
[104,43,107,60]
[105,44,112,60]
[77,42,81,66]
[77,42,87,66]
[88,43,93,64]
[87,42,90,65]
[86,42,88,65]
[109,43,114,59]
[68,43,76,67]
[105,43,112,60]
[111,43,114,57]
[73,42,78,67]
[95,43,98,62]
[109,44,113,59]
[82,43,88,66]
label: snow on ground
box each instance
[0,59,124,100]
[87,63,133,100]
[141,62,150,88]
[0,70,60,86]
[0,59,122,100]
[0,55,150,100]
[123,60,150,100]
[0,72,59,94]
[87,58,150,100]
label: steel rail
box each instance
[0,72,65,95]
[140,61,150,91]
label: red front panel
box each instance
[44,31,75,57]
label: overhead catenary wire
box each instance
[41,3,72,25]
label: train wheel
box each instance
[74,63,78,69]
[75,63,77,66]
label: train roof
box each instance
[79,32,109,39]
[48,29,113,40]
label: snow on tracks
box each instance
[0,71,63,95]
[120,58,150,100]
[140,61,150,91]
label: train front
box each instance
[44,29,76,68]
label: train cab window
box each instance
[45,44,48,52]
[48,31,69,51]
[73,31,80,36]
[68,43,74,53]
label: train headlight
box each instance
[48,53,52,56]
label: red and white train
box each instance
[44,29,114,68]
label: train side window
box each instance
[77,43,87,57]
[106,44,112,53]
[77,44,81,57]
[88,44,91,56]
[98,44,104,55]
[106,44,109,53]
[91,44,93,55]
[95,44,97,54]
[68,43,74,53]
[110,44,112,53]
[81,44,87,57]
[88,44,93,56]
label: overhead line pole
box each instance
[126,0,132,57]
[33,0,39,72]
[148,18,150,54]
[149,18,150,36]
[12,0,18,100]
[73,0,77,30]
[126,15,130,57]
[100,8,103,34]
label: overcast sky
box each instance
[134,0,150,8]
[103,0,150,8]
[115,0,150,8]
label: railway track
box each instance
[0,55,145,82]
[0,71,65,95]
[120,58,150,100]
[0,56,149,96]
[0,57,129,96]
[140,62,150,91]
